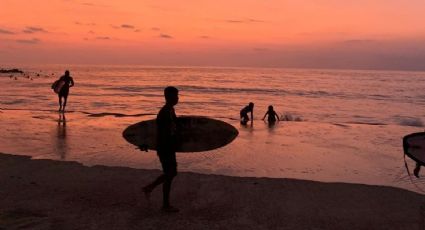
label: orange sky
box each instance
[1,0,425,70]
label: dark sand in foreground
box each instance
[0,152,424,230]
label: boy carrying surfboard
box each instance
[52,70,74,112]
[143,86,180,213]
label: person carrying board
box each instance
[56,70,74,112]
[143,86,180,213]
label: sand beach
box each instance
[1,152,425,230]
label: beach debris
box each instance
[0,68,24,74]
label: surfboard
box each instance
[123,116,239,152]
[403,132,425,166]
[51,80,66,94]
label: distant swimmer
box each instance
[262,105,280,125]
[57,70,74,112]
[240,102,254,125]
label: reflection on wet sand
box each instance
[56,113,67,160]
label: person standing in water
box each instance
[262,105,280,125]
[143,86,180,212]
[240,102,254,125]
[58,70,74,112]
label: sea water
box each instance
[0,65,424,192]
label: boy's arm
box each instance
[70,77,75,87]
[251,110,254,121]
[262,112,267,120]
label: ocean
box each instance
[0,65,424,192]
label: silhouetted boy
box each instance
[240,102,254,125]
[143,86,179,212]
[58,70,74,112]
[262,105,280,125]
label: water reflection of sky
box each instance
[0,109,424,194]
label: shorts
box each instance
[157,151,177,176]
[240,112,249,121]
[59,87,69,98]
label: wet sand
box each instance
[1,152,424,230]
[1,109,424,194]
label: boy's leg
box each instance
[162,171,178,212]
[160,153,178,211]
[58,95,62,111]
[241,114,249,125]
[62,94,68,112]
[144,174,166,194]
[414,163,421,178]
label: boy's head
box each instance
[248,102,254,109]
[164,86,179,106]
[65,70,70,76]
[268,105,273,111]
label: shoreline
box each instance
[1,152,424,229]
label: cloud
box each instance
[75,21,96,26]
[342,39,376,45]
[225,18,265,24]
[151,27,160,31]
[81,2,109,7]
[200,35,210,39]
[16,38,40,44]
[159,34,173,39]
[253,47,269,52]
[121,24,135,29]
[82,2,95,6]
[0,28,15,34]
[248,18,265,23]
[23,26,47,34]
[96,36,110,40]
[225,20,244,23]
[134,29,141,33]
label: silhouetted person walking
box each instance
[58,70,74,112]
[262,105,280,125]
[240,102,254,125]
[143,86,179,212]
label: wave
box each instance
[280,113,304,121]
[394,116,424,127]
[81,112,155,118]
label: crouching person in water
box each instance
[240,102,254,125]
[262,105,280,126]
[143,86,179,212]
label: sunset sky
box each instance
[1,0,425,70]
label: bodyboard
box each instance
[403,132,425,166]
[52,80,66,94]
[123,116,239,152]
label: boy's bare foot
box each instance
[161,205,179,213]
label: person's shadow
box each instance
[56,113,67,160]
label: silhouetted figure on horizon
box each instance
[143,86,180,213]
[240,102,254,125]
[58,70,74,113]
[262,105,280,126]
[414,163,421,178]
